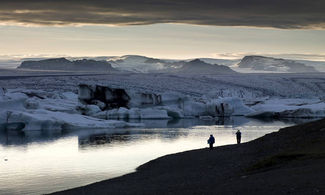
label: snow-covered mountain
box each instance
[6,55,324,73]
[107,55,180,73]
[198,58,239,67]
[295,60,325,72]
[171,59,236,74]
[18,58,117,72]
[108,55,236,74]
[238,56,318,73]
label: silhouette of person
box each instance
[207,134,215,150]
[236,130,241,144]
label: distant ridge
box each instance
[108,55,236,74]
[18,58,117,72]
[173,59,236,74]
[238,55,318,73]
[12,55,324,73]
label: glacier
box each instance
[0,71,324,131]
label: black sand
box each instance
[51,118,325,195]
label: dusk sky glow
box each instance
[0,0,324,60]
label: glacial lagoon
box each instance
[0,117,314,195]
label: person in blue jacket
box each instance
[207,134,215,150]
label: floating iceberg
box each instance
[248,98,325,118]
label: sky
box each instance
[0,0,325,60]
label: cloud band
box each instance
[1,0,325,29]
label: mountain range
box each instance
[238,56,317,73]
[7,55,325,73]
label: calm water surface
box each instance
[0,117,313,194]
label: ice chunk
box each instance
[0,88,5,97]
[139,108,170,119]
[78,84,94,101]
[61,92,78,100]
[207,98,253,116]
[199,116,214,120]
[78,84,130,109]
[249,98,325,118]
[6,110,63,131]
[92,111,108,119]
[128,108,141,119]
[182,100,207,117]
[129,92,161,107]
[86,105,102,115]
[24,98,40,109]
[0,92,28,110]
[161,92,185,105]
[117,107,129,119]
[4,109,142,131]
[159,106,184,118]
[91,100,106,110]
[107,109,119,119]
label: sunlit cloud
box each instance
[1,0,325,29]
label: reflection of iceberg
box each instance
[0,117,314,147]
[78,132,132,148]
[217,117,249,127]
[127,117,251,128]
[0,127,64,146]
[0,122,25,131]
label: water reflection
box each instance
[0,117,315,147]
[0,117,317,195]
[1,117,310,147]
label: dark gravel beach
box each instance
[52,118,325,195]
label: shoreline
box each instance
[51,118,325,194]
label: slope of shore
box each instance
[52,119,325,194]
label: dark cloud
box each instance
[1,0,325,28]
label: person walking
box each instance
[236,130,241,144]
[207,134,215,150]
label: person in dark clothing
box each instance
[236,130,241,144]
[207,134,215,150]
